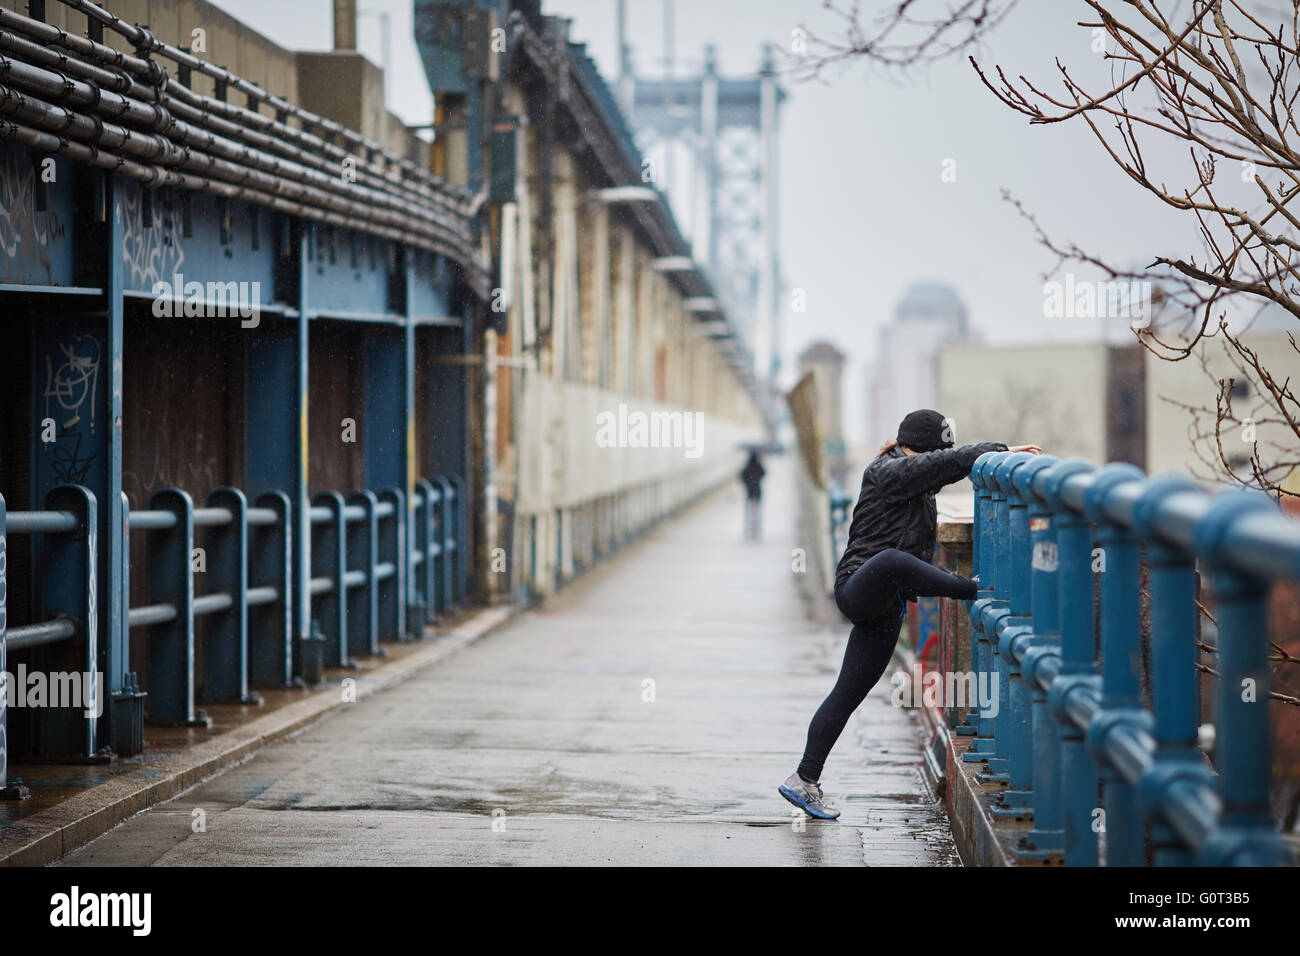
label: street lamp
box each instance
[595,186,662,204]
[653,256,696,273]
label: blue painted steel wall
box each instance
[303,227,395,318]
[0,145,79,290]
[4,152,474,760]
[117,180,281,304]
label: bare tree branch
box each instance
[800,0,1300,496]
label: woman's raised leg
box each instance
[834,547,975,622]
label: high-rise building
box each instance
[865,281,974,448]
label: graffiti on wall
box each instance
[121,184,185,291]
[0,148,65,284]
[42,335,102,486]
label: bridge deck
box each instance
[60,461,958,866]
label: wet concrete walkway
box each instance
[61,459,958,866]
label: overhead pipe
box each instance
[0,7,488,289]
[0,8,470,222]
[0,85,473,265]
[0,26,467,225]
[52,0,464,202]
[0,117,468,264]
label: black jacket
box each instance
[834,442,1007,598]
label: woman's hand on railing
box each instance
[1008,444,1042,455]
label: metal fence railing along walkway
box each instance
[0,474,466,794]
[966,451,1296,866]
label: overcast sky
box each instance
[209,0,1200,441]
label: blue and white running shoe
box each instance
[779,772,841,820]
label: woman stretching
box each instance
[779,409,1039,819]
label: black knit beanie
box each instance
[897,409,953,452]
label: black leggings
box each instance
[796,548,976,784]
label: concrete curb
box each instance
[2,606,516,867]
[944,735,1015,867]
[894,644,1053,867]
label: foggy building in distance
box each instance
[938,342,1146,468]
[1142,300,1300,491]
[797,340,848,486]
[865,281,974,449]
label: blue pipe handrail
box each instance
[829,485,853,567]
[0,486,99,791]
[0,473,468,769]
[967,452,1296,867]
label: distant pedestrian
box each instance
[740,450,766,539]
[779,409,1040,819]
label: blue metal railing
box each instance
[0,474,467,775]
[0,486,99,792]
[966,451,1297,866]
[829,486,854,571]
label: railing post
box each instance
[450,472,468,603]
[991,454,1040,816]
[1039,459,1102,866]
[0,494,28,795]
[33,486,100,759]
[1195,491,1295,866]
[432,475,455,613]
[111,491,145,758]
[205,488,257,704]
[146,488,204,726]
[377,488,407,643]
[983,462,1013,780]
[1132,474,1211,866]
[1010,456,1065,855]
[954,459,985,739]
[347,490,380,658]
[1083,463,1149,866]
[407,485,428,636]
[0,495,9,793]
[974,452,1034,785]
[964,452,1009,764]
[312,491,352,668]
[993,460,1055,848]
[414,478,440,628]
[251,491,295,687]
